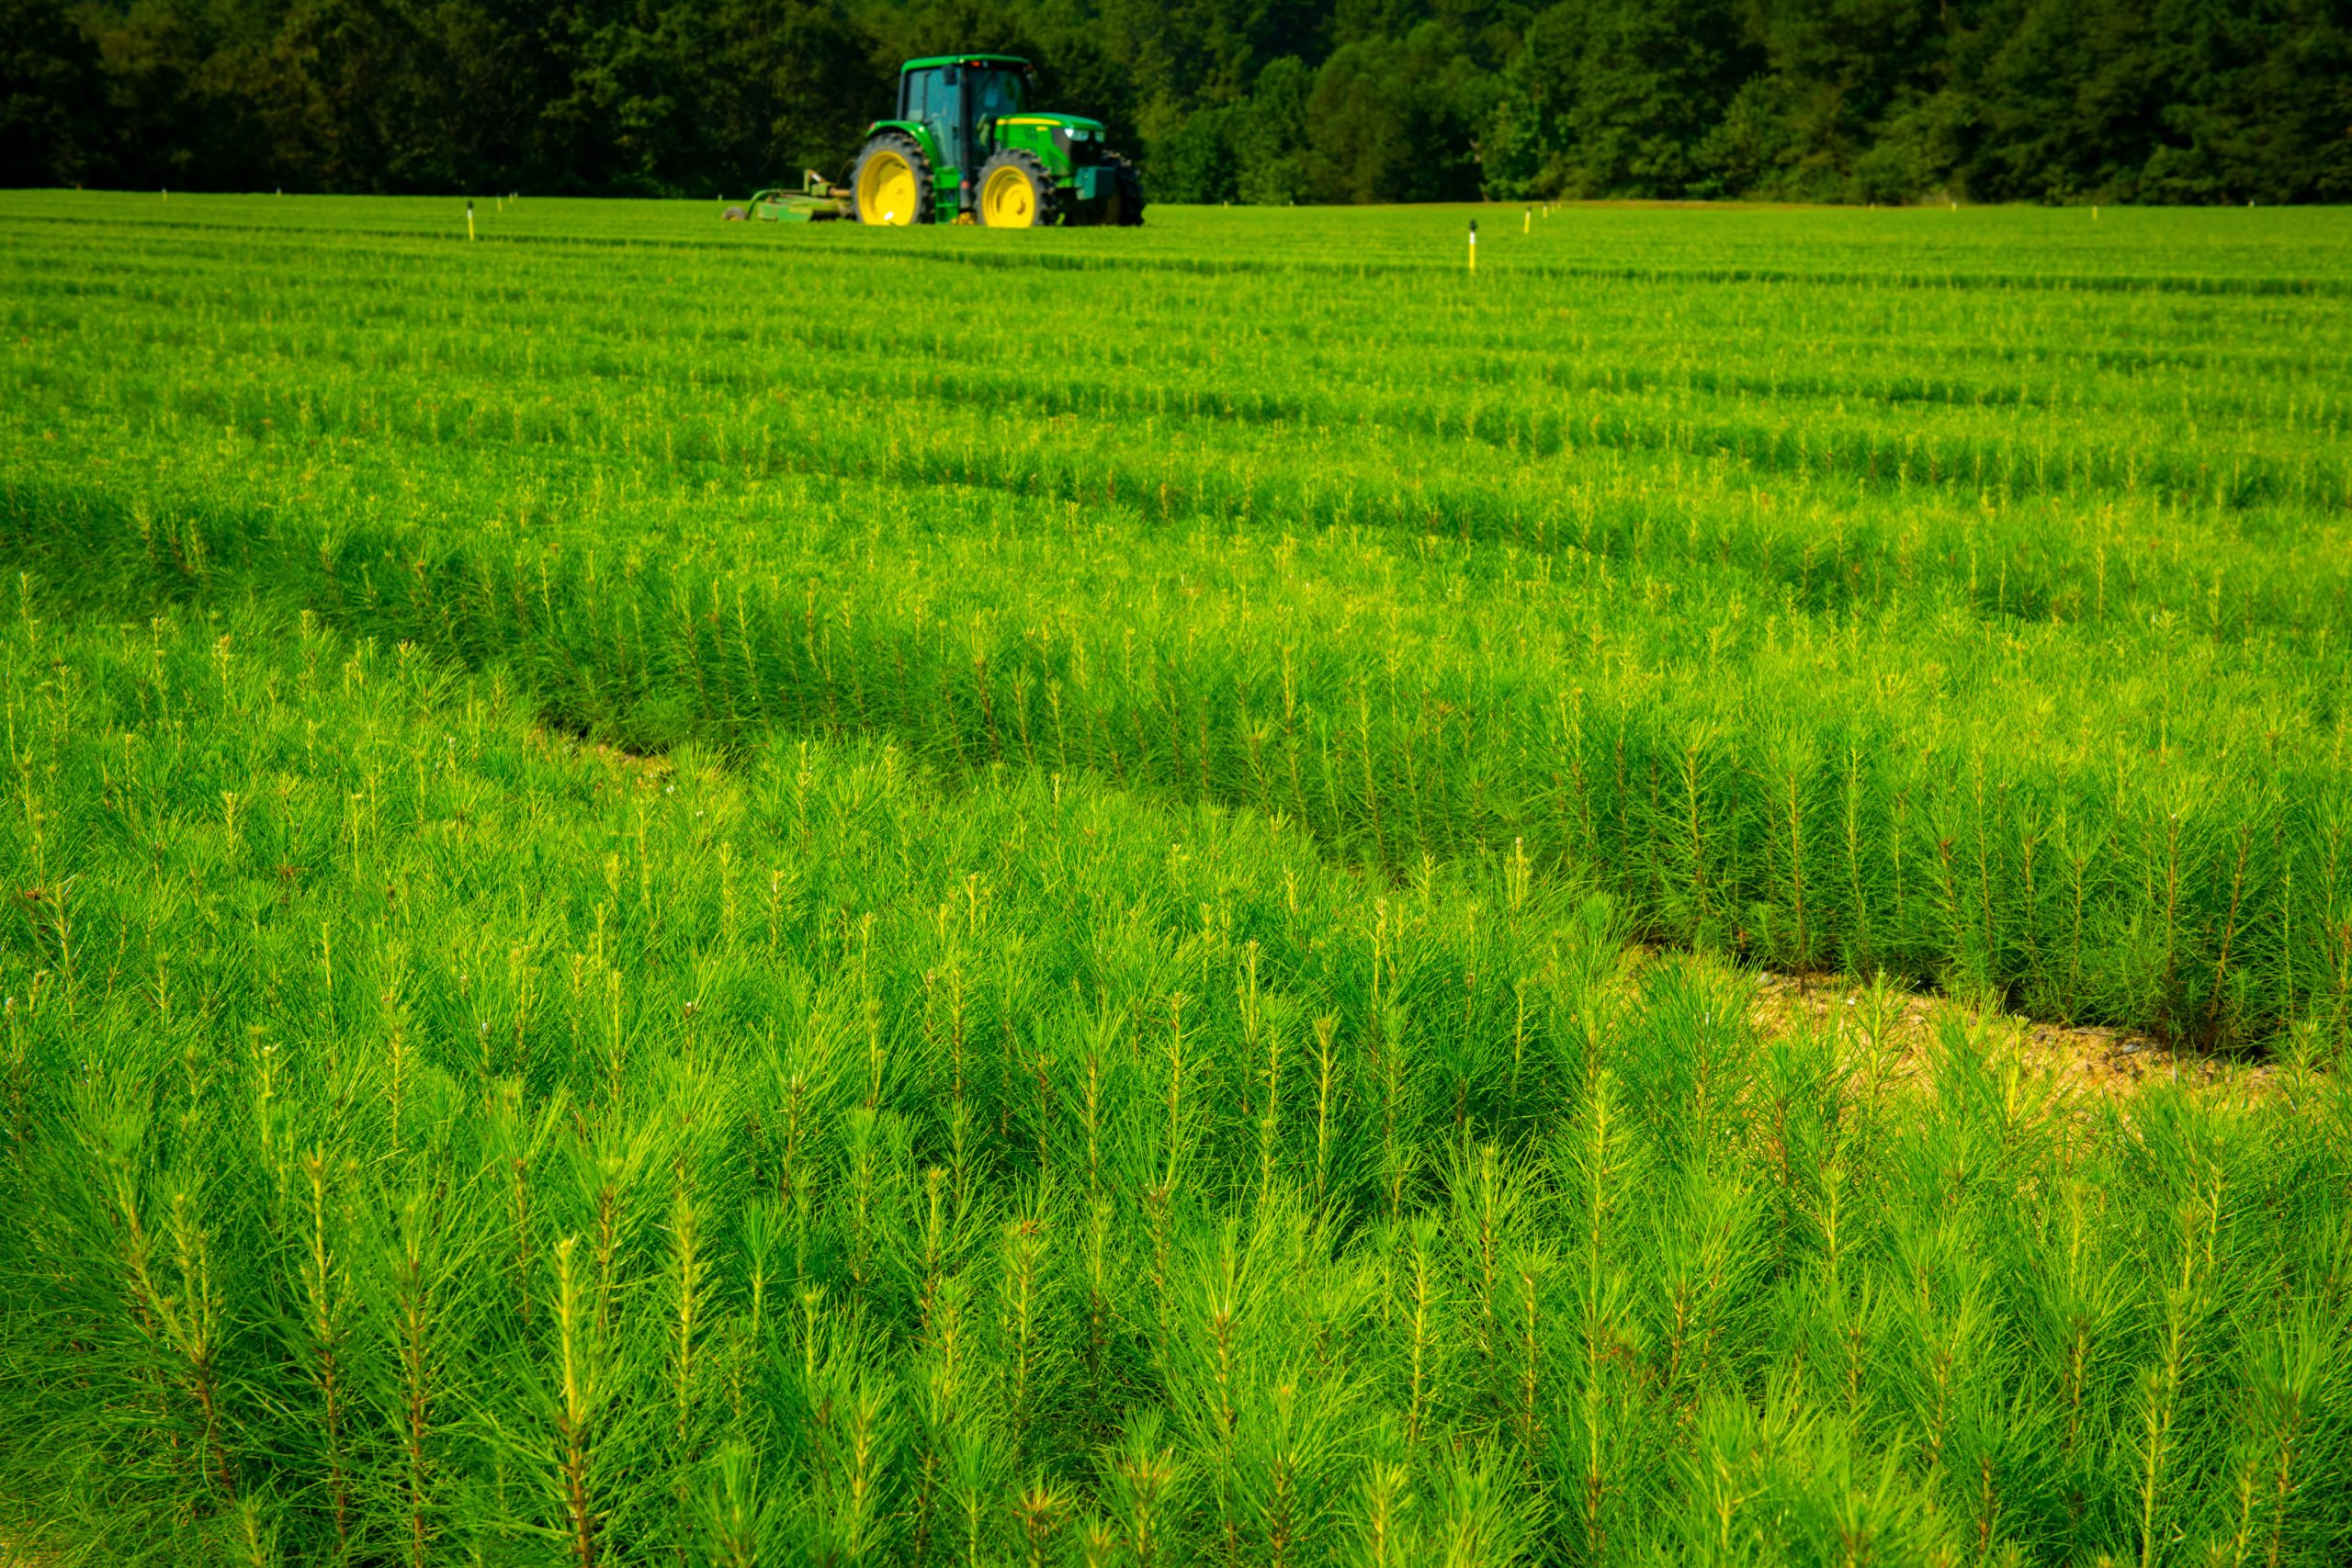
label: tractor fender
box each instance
[865,120,945,179]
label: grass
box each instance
[0,193,2346,1565]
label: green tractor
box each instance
[847,54,1143,228]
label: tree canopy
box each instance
[4,0,2346,202]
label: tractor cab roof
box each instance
[899,54,1032,72]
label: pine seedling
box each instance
[1014,1473,1069,1568]
[738,1196,780,1381]
[946,1420,1005,1568]
[1139,1179,1178,1370]
[492,1090,550,1335]
[1443,1140,1536,1427]
[1943,1383,2051,1568]
[913,1160,952,1336]
[1351,1453,1416,1568]
[769,1004,848,1234]
[1310,1014,1340,1214]
[997,1200,1053,1466]
[789,1309,898,1568]
[233,1492,281,1568]
[1075,1001,1125,1210]
[1433,1443,1533,1568]
[922,952,977,1209]
[1233,1371,1344,1568]
[665,1146,709,1463]
[1023,1019,1057,1184]
[1400,1215,1444,1451]
[1076,1512,1119,1568]
[835,1373,897,1564]
[2135,1199,2216,1568]
[1817,1273,1888,1425]
[903,1161,990,1348]
[1255,997,1287,1214]
[840,1106,885,1302]
[698,1444,771,1568]
[2233,1306,2333,1568]
[295,1148,356,1551]
[549,1234,606,1568]
[909,1272,976,1565]
[2039,1175,2129,1543]
[859,943,887,1108]
[164,1187,239,1503]
[346,1182,462,1568]
[380,948,415,1165]
[1079,1190,1117,1428]
[1653,1165,1762,1442]
[1170,1216,1261,1564]
[1850,969,1905,1141]
[567,1114,659,1349]
[1379,1003,1417,1224]
[249,1033,289,1219]
[1102,1414,1182,1568]
[1502,1236,1557,1481]
[4,994,28,1167]
[1807,1426,1931,1568]
[1678,1386,1797,1567]
[1889,1217,1992,1495]
[1160,990,1197,1195]
[1557,1067,1645,1555]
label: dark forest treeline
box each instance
[4,0,2347,203]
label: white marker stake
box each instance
[1468,219,1477,273]
[468,200,476,242]
[1523,206,1531,233]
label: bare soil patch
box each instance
[1736,964,2279,1103]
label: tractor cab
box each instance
[849,54,1144,227]
[899,56,1033,183]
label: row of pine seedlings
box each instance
[23,472,2348,1054]
[0,592,2344,1565]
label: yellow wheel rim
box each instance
[857,151,919,226]
[982,164,1039,228]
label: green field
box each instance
[0,193,2347,1565]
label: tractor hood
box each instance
[993,113,1106,135]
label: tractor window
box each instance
[899,68,959,164]
[970,69,1024,123]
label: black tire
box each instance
[976,148,1058,227]
[850,132,934,226]
[1104,152,1146,227]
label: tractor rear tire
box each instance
[1103,153,1146,227]
[851,133,933,226]
[978,150,1057,228]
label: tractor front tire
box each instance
[978,150,1057,228]
[1103,153,1147,227]
[852,134,933,226]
